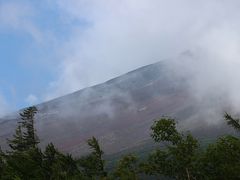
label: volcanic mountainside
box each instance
[0,60,234,156]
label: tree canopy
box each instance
[0,107,240,179]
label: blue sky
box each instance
[0,0,89,112]
[1,0,240,116]
[0,1,58,109]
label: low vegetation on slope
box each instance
[0,106,240,179]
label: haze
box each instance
[1,0,240,116]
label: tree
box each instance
[19,106,39,148]
[5,147,44,179]
[78,136,107,178]
[224,113,240,132]
[151,117,182,145]
[2,107,240,179]
[43,143,58,179]
[43,143,83,179]
[7,125,25,152]
[144,117,199,180]
[0,147,6,179]
[198,135,240,179]
[87,137,106,176]
[3,107,44,179]
[113,154,139,180]
[8,106,40,152]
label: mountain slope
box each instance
[0,60,234,156]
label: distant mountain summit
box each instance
[0,59,234,156]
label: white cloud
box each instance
[3,0,240,114]
[44,0,240,101]
[0,93,9,117]
[0,1,43,42]
[25,94,38,106]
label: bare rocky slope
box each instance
[0,60,234,156]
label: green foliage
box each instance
[145,118,199,179]
[43,143,81,179]
[19,106,39,148]
[49,153,81,180]
[1,107,240,179]
[198,135,240,179]
[151,117,182,145]
[1,106,84,179]
[140,149,169,175]
[43,143,58,179]
[224,113,240,132]
[112,154,139,179]
[78,136,107,178]
[8,106,39,153]
[145,115,240,179]
[7,125,25,152]
[0,148,6,179]
[5,148,44,179]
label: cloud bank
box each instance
[0,1,43,42]
[25,94,38,105]
[44,0,240,106]
[0,93,9,117]
[2,0,240,115]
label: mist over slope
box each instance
[0,58,235,155]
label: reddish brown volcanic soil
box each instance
[0,61,234,156]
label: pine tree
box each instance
[7,125,26,152]
[43,143,82,179]
[87,136,106,177]
[4,107,43,179]
[224,113,240,132]
[78,137,107,178]
[8,106,39,152]
[0,147,5,178]
[43,143,58,179]
[19,106,39,148]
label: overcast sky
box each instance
[1,0,240,116]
